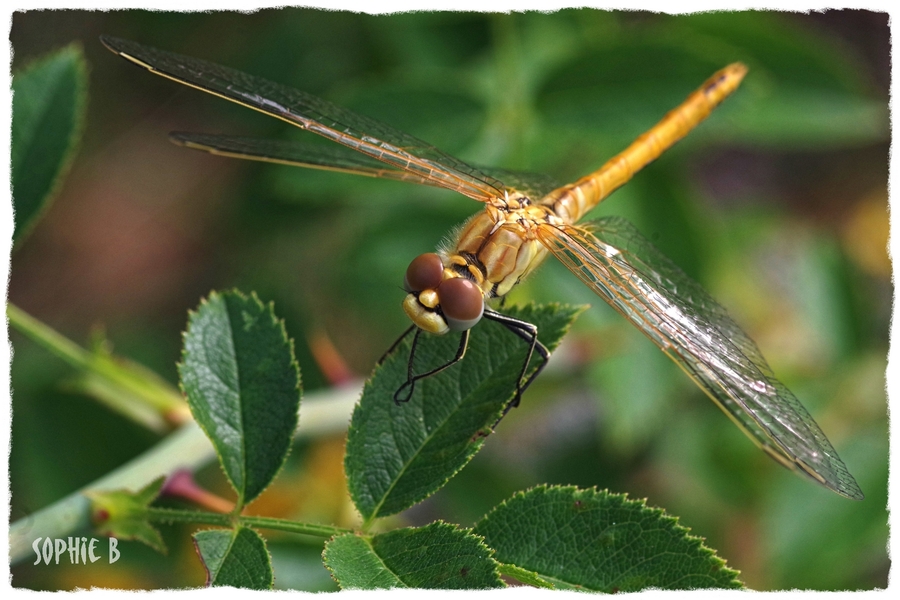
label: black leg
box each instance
[377,324,416,366]
[394,329,470,404]
[482,308,550,415]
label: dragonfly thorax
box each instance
[402,252,485,335]
[453,206,553,299]
[493,190,532,211]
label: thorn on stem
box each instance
[161,469,235,513]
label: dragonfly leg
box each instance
[394,329,470,404]
[483,309,550,415]
[377,324,416,366]
[395,328,423,404]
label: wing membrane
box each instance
[171,131,561,199]
[537,216,863,500]
[101,36,505,202]
[171,132,438,185]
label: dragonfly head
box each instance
[402,252,484,335]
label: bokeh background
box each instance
[8,8,890,591]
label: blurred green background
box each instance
[9,8,889,591]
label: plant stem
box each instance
[497,563,555,589]
[7,302,93,369]
[146,507,351,538]
[7,303,189,431]
[9,384,360,565]
[145,507,234,527]
[239,515,350,538]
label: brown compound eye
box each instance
[437,277,484,331]
[404,253,444,292]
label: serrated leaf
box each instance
[346,303,582,522]
[179,290,301,507]
[322,534,404,589]
[86,478,166,553]
[193,527,273,589]
[474,485,743,591]
[323,522,503,589]
[11,44,87,245]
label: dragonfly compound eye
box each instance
[438,277,484,331]
[404,253,444,292]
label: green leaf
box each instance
[535,18,888,152]
[193,527,273,589]
[731,90,887,149]
[323,534,404,589]
[323,522,503,589]
[345,303,582,522]
[679,12,875,94]
[179,290,301,507]
[537,43,738,145]
[11,44,87,245]
[678,13,889,148]
[474,485,743,591]
[86,478,166,553]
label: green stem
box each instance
[145,508,350,538]
[146,507,234,527]
[7,303,188,431]
[9,384,360,565]
[497,563,555,589]
[7,302,93,369]
[238,515,350,538]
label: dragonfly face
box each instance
[401,252,484,334]
[100,35,864,500]
[402,194,557,335]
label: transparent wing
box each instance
[537,216,863,500]
[170,132,439,185]
[101,36,506,202]
[171,131,561,199]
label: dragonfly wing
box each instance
[101,36,506,202]
[171,131,562,197]
[537,216,863,500]
[170,132,439,186]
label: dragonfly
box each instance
[101,35,863,501]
